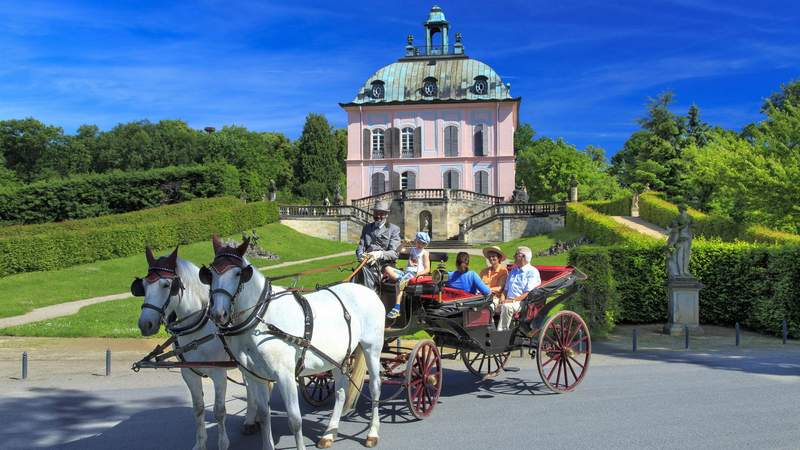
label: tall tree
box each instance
[295,114,341,200]
[0,118,67,182]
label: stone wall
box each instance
[465,215,564,243]
[396,198,488,240]
[280,217,364,244]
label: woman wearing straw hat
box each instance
[479,246,508,310]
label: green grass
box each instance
[0,230,579,337]
[0,223,352,318]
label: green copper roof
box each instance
[347,58,512,105]
[426,5,447,24]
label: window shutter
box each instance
[444,126,452,156]
[407,171,417,189]
[482,125,490,156]
[452,170,460,189]
[413,127,421,158]
[371,172,385,194]
[475,171,488,194]
[363,128,371,160]
[390,171,401,190]
[474,126,483,156]
[391,128,400,158]
[451,126,458,156]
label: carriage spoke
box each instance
[555,357,563,387]
[567,354,586,370]
[565,355,579,381]
[546,355,561,381]
[568,335,590,350]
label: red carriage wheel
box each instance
[460,350,511,379]
[300,371,335,407]
[405,339,442,419]
[536,310,591,393]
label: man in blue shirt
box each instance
[446,252,490,296]
[497,246,541,331]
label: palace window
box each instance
[473,76,488,95]
[372,129,385,159]
[474,170,489,195]
[444,125,458,156]
[401,127,414,158]
[371,172,386,195]
[370,80,385,99]
[442,169,460,189]
[401,171,417,190]
[474,125,485,156]
[422,77,438,97]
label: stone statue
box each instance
[267,179,277,201]
[511,184,528,203]
[518,185,528,203]
[568,174,578,202]
[665,203,693,279]
[333,186,344,206]
[322,196,331,207]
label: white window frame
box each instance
[401,127,414,158]
[371,128,385,159]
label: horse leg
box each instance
[211,370,230,450]
[318,369,348,448]
[276,371,307,450]
[244,373,275,450]
[242,374,260,435]
[363,342,383,447]
[181,369,208,450]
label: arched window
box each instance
[444,125,458,156]
[371,129,385,159]
[474,170,489,195]
[401,127,414,158]
[474,125,484,156]
[371,172,385,195]
[442,170,460,189]
[401,171,416,190]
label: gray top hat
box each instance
[373,200,391,212]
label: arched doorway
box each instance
[419,210,433,238]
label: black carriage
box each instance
[300,251,592,419]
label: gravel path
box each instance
[611,215,668,239]
[0,252,352,329]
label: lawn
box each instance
[0,223,352,318]
[0,230,580,337]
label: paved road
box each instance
[2,343,799,450]
[611,216,668,239]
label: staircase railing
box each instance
[459,202,567,235]
[351,189,504,208]
[279,205,371,223]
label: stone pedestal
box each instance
[663,278,704,335]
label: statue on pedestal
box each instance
[665,203,693,279]
[267,179,277,201]
[511,184,528,203]
[333,186,344,206]
[568,174,578,202]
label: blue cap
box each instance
[415,231,430,245]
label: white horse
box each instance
[135,247,271,450]
[202,236,386,450]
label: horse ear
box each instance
[145,247,156,266]
[212,235,223,253]
[236,238,250,257]
[166,245,179,269]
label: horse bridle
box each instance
[131,267,184,321]
[199,252,254,308]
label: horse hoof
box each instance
[317,437,334,449]
[242,422,260,435]
[365,436,379,448]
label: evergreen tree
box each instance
[295,113,341,200]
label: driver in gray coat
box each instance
[356,200,401,290]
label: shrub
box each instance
[566,202,658,246]
[583,195,632,216]
[639,192,742,241]
[0,199,278,277]
[0,162,240,225]
[741,225,800,246]
[567,246,619,336]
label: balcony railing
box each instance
[405,45,464,57]
[459,202,567,235]
[279,205,371,223]
[351,189,504,208]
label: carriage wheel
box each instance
[300,371,335,407]
[405,339,442,419]
[461,350,511,379]
[536,310,591,393]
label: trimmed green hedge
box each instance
[741,225,800,246]
[566,202,658,246]
[568,238,800,338]
[0,162,240,225]
[583,195,632,216]
[0,199,278,277]
[639,192,741,241]
[0,196,240,238]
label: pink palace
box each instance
[341,6,520,203]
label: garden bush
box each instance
[583,195,632,216]
[639,192,742,241]
[0,199,278,277]
[0,162,240,225]
[566,202,657,246]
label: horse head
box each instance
[134,245,184,336]
[201,235,253,325]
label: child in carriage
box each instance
[384,231,431,319]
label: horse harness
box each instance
[201,251,354,383]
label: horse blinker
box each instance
[131,278,145,297]
[199,266,212,285]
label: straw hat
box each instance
[482,245,507,261]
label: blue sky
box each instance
[0,0,798,156]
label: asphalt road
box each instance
[2,344,799,450]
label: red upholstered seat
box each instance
[420,286,483,303]
[408,275,433,285]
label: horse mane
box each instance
[175,258,210,305]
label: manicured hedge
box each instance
[638,192,742,241]
[583,195,632,217]
[0,162,240,225]
[0,196,240,238]
[0,199,278,277]
[740,225,800,246]
[566,202,658,246]
[568,238,800,338]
